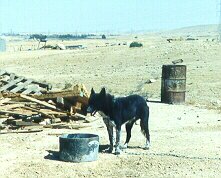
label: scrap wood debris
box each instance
[0,69,52,95]
[0,83,100,133]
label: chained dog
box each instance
[87,88,150,155]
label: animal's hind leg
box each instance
[122,120,136,149]
[115,126,122,155]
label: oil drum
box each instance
[161,65,186,104]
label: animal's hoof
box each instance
[144,142,150,150]
[144,145,150,150]
[143,147,150,150]
[120,144,128,149]
[115,147,121,155]
[115,151,121,155]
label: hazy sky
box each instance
[0,0,219,33]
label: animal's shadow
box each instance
[44,145,112,161]
[44,145,144,160]
[99,144,144,153]
[44,150,60,161]
[99,144,110,153]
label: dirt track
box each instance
[0,32,221,177]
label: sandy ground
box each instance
[0,30,221,177]
[0,102,220,178]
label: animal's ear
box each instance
[91,88,95,95]
[100,88,106,96]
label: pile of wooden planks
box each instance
[0,69,52,95]
[0,84,100,134]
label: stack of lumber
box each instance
[0,84,99,134]
[0,69,52,95]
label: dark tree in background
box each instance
[129,41,143,48]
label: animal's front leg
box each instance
[106,124,114,153]
[115,127,121,155]
[103,117,114,153]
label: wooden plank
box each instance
[2,101,37,105]
[11,79,33,93]
[31,81,52,91]
[0,117,9,120]
[0,129,43,134]
[51,118,61,124]
[22,85,40,95]
[44,123,91,129]
[84,116,99,123]
[73,113,87,120]
[0,103,25,110]
[20,94,58,110]
[34,91,42,95]
[0,109,29,117]
[34,91,89,102]
[0,70,7,76]
[12,120,39,126]
[5,117,20,125]
[22,106,58,119]
[0,115,9,119]
[39,109,67,115]
[48,133,64,136]
[0,98,11,105]
[2,90,88,102]
[13,108,38,115]
[0,77,25,92]
[43,123,65,128]
[9,73,16,81]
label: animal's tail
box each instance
[140,106,150,141]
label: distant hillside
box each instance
[162,24,220,37]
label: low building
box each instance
[0,38,6,52]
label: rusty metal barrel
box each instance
[161,65,186,104]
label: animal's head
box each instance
[87,88,106,116]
